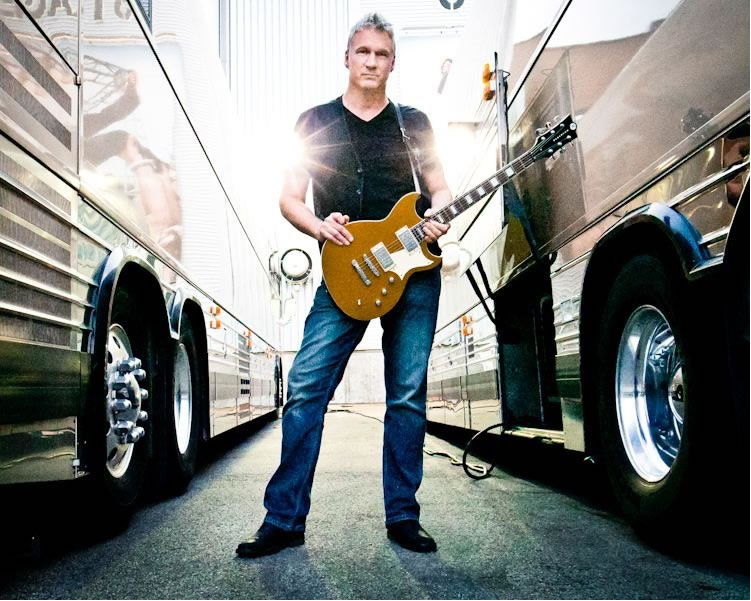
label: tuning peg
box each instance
[559,148,567,154]
[535,127,546,135]
[544,121,552,129]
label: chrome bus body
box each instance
[0,0,279,487]
[428,0,748,453]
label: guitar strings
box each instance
[349,152,538,274]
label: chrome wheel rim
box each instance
[173,342,193,455]
[615,305,684,482]
[106,324,136,479]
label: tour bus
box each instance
[428,0,748,529]
[0,0,282,512]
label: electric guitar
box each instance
[321,115,578,320]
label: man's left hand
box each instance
[423,208,450,243]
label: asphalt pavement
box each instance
[0,404,748,599]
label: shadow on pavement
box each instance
[426,420,750,575]
[0,412,278,582]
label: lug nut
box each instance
[117,358,141,373]
[113,420,134,437]
[138,410,149,423]
[133,369,146,382]
[112,379,128,391]
[126,427,145,444]
[110,399,132,412]
[140,389,149,401]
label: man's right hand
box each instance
[318,212,353,245]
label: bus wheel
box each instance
[102,292,152,508]
[160,317,201,493]
[595,254,714,532]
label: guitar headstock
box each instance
[530,115,578,162]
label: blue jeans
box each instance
[263,267,441,531]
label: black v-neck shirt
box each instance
[342,103,416,221]
[294,97,436,223]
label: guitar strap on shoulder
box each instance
[391,100,422,194]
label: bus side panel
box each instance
[79,1,278,438]
[0,0,79,72]
[0,2,78,180]
[489,0,747,437]
[507,0,748,256]
[556,124,748,453]
[427,306,500,431]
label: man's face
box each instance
[345,28,395,91]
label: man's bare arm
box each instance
[279,165,353,246]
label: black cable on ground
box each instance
[460,423,504,480]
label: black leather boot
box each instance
[386,520,437,553]
[236,522,305,558]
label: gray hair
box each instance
[346,13,395,53]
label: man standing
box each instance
[237,12,453,558]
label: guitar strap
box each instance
[391,101,422,194]
[465,259,497,326]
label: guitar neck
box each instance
[413,150,535,240]
[410,114,577,242]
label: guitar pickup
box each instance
[371,242,394,271]
[363,254,380,277]
[396,226,419,253]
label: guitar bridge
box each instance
[351,260,371,286]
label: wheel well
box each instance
[579,225,686,455]
[85,260,171,472]
[180,300,210,442]
[114,264,172,353]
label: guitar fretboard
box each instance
[412,150,536,241]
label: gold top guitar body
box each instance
[322,191,439,321]
[320,115,578,321]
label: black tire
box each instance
[594,254,726,533]
[723,190,748,428]
[98,287,155,510]
[158,317,201,494]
